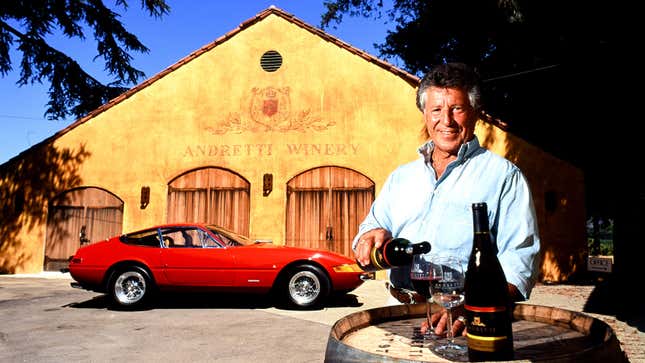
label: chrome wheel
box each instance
[288,270,320,306]
[113,270,147,305]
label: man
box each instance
[353,63,540,336]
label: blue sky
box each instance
[0,1,399,164]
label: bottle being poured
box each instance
[356,237,431,272]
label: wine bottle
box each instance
[358,238,431,272]
[464,202,514,361]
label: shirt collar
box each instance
[417,136,481,165]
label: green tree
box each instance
[0,0,170,120]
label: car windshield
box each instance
[206,225,250,246]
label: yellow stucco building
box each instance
[0,7,585,282]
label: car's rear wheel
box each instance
[281,264,330,309]
[107,266,153,310]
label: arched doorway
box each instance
[286,166,374,258]
[45,187,124,271]
[167,167,250,236]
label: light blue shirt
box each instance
[354,136,541,299]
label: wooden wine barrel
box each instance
[324,303,626,362]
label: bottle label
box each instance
[466,333,510,352]
[465,304,512,353]
[369,245,387,270]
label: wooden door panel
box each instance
[45,188,123,271]
[167,167,250,236]
[286,166,374,258]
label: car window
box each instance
[199,229,222,248]
[160,228,201,248]
[121,229,161,247]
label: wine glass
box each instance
[428,255,467,360]
[410,254,439,339]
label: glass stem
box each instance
[426,301,431,329]
[446,308,454,342]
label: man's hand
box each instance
[354,228,392,267]
[419,284,521,337]
[420,305,467,337]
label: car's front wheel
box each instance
[107,266,154,309]
[280,264,330,309]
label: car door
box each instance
[159,227,235,286]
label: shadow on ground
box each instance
[64,291,363,311]
[583,278,644,333]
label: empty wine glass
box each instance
[410,254,439,339]
[428,254,467,360]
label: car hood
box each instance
[244,242,354,262]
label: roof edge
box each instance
[13,6,419,159]
[2,6,518,167]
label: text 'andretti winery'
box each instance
[182,143,362,158]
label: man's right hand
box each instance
[354,228,392,267]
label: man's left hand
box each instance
[420,305,467,337]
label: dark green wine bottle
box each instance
[358,238,431,272]
[465,202,514,361]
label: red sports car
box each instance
[67,223,372,310]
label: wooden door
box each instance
[167,167,250,236]
[286,166,374,258]
[45,187,123,271]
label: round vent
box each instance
[260,50,282,72]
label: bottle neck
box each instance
[472,205,489,234]
[404,240,431,255]
[472,203,492,250]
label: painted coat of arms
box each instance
[250,87,290,129]
[206,86,335,134]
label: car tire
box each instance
[281,264,330,310]
[107,266,154,310]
